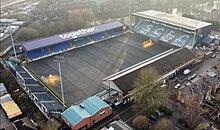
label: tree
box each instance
[132,115,149,130]
[132,67,167,114]
[179,98,205,129]
[154,118,173,130]
[182,14,194,19]
[16,27,39,41]
[205,19,220,30]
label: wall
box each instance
[91,107,112,125]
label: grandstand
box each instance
[22,21,124,60]
[132,10,212,49]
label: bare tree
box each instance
[17,27,39,41]
[179,98,205,129]
[132,67,167,114]
[132,115,149,130]
[154,118,173,130]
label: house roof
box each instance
[61,96,110,127]
[113,48,195,94]
[0,94,12,104]
[0,83,7,92]
[1,100,22,119]
[62,105,92,127]
[82,96,110,115]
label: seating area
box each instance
[15,66,63,116]
[172,33,193,47]
[90,33,107,41]
[185,37,197,49]
[132,20,199,49]
[139,23,158,36]
[50,42,71,53]
[148,26,169,39]
[159,29,181,43]
[73,37,89,47]
[26,48,50,59]
[107,30,122,37]
[133,20,146,32]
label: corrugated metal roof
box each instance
[62,105,91,126]
[133,10,212,30]
[202,36,215,44]
[0,18,17,23]
[1,100,22,119]
[23,21,123,51]
[0,94,12,104]
[82,96,109,115]
[0,83,7,92]
[61,96,110,126]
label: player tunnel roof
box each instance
[23,21,124,51]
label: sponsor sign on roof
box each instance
[23,21,123,51]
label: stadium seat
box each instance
[107,30,121,37]
[172,33,193,47]
[139,23,157,36]
[74,38,89,47]
[26,48,50,59]
[91,33,107,41]
[50,42,71,53]
[159,29,181,43]
[133,20,146,32]
[148,26,168,39]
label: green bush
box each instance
[159,105,173,116]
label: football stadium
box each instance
[18,10,212,109]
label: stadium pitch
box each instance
[26,33,171,105]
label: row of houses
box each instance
[178,62,220,119]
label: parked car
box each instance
[174,83,181,89]
[211,54,216,58]
[148,115,157,122]
[187,74,197,81]
[155,110,163,117]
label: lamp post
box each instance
[8,25,17,59]
[54,55,65,110]
[128,0,131,27]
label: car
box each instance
[174,83,181,89]
[155,110,163,117]
[211,54,216,58]
[187,74,197,81]
[148,115,157,122]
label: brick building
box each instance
[61,96,112,130]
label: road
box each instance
[194,52,220,75]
